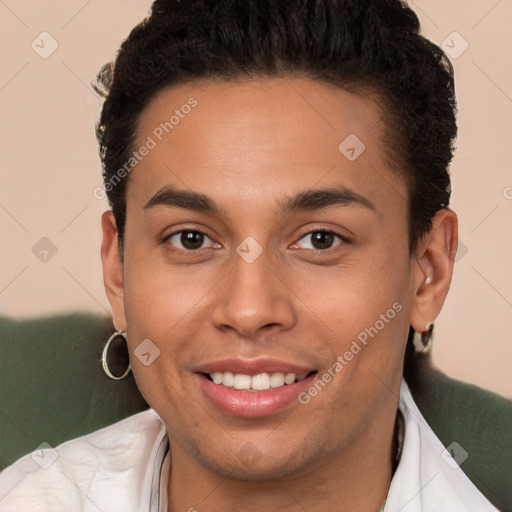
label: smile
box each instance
[194,359,319,418]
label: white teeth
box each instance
[223,372,234,387]
[251,373,271,390]
[233,374,251,390]
[284,373,296,385]
[270,372,285,388]
[212,372,223,384]
[208,371,310,391]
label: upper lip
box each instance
[194,358,316,376]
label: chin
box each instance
[204,453,307,482]
[187,433,322,482]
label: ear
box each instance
[410,208,458,332]
[101,210,127,331]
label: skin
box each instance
[101,77,458,512]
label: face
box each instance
[102,77,450,480]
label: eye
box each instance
[165,229,219,251]
[294,230,346,250]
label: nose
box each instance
[211,247,296,339]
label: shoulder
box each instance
[404,356,512,512]
[0,409,164,512]
[391,380,503,512]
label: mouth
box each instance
[194,359,319,418]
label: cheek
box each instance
[315,247,411,380]
[313,248,409,327]
[122,236,217,331]
[120,247,213,397]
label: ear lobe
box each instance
[410,208,458,332]
[101,210,126,331]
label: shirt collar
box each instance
[149,434,170,512]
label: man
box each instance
[0,0,504,510]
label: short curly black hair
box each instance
[94,0,457,258]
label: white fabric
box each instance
[0,380,499,512]
[383,381,498,512]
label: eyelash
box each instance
[163,228,349,254]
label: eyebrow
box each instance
[143,185,377,216]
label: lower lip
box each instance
[196,373,317,418]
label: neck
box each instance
[167,398,399,512]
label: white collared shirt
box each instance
[383,381,498,511]
[0,381,500,511]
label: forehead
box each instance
[127,78,406,215]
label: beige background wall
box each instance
[1,0,511,398]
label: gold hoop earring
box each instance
[412,322,434,354]
[102,331,131,380]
